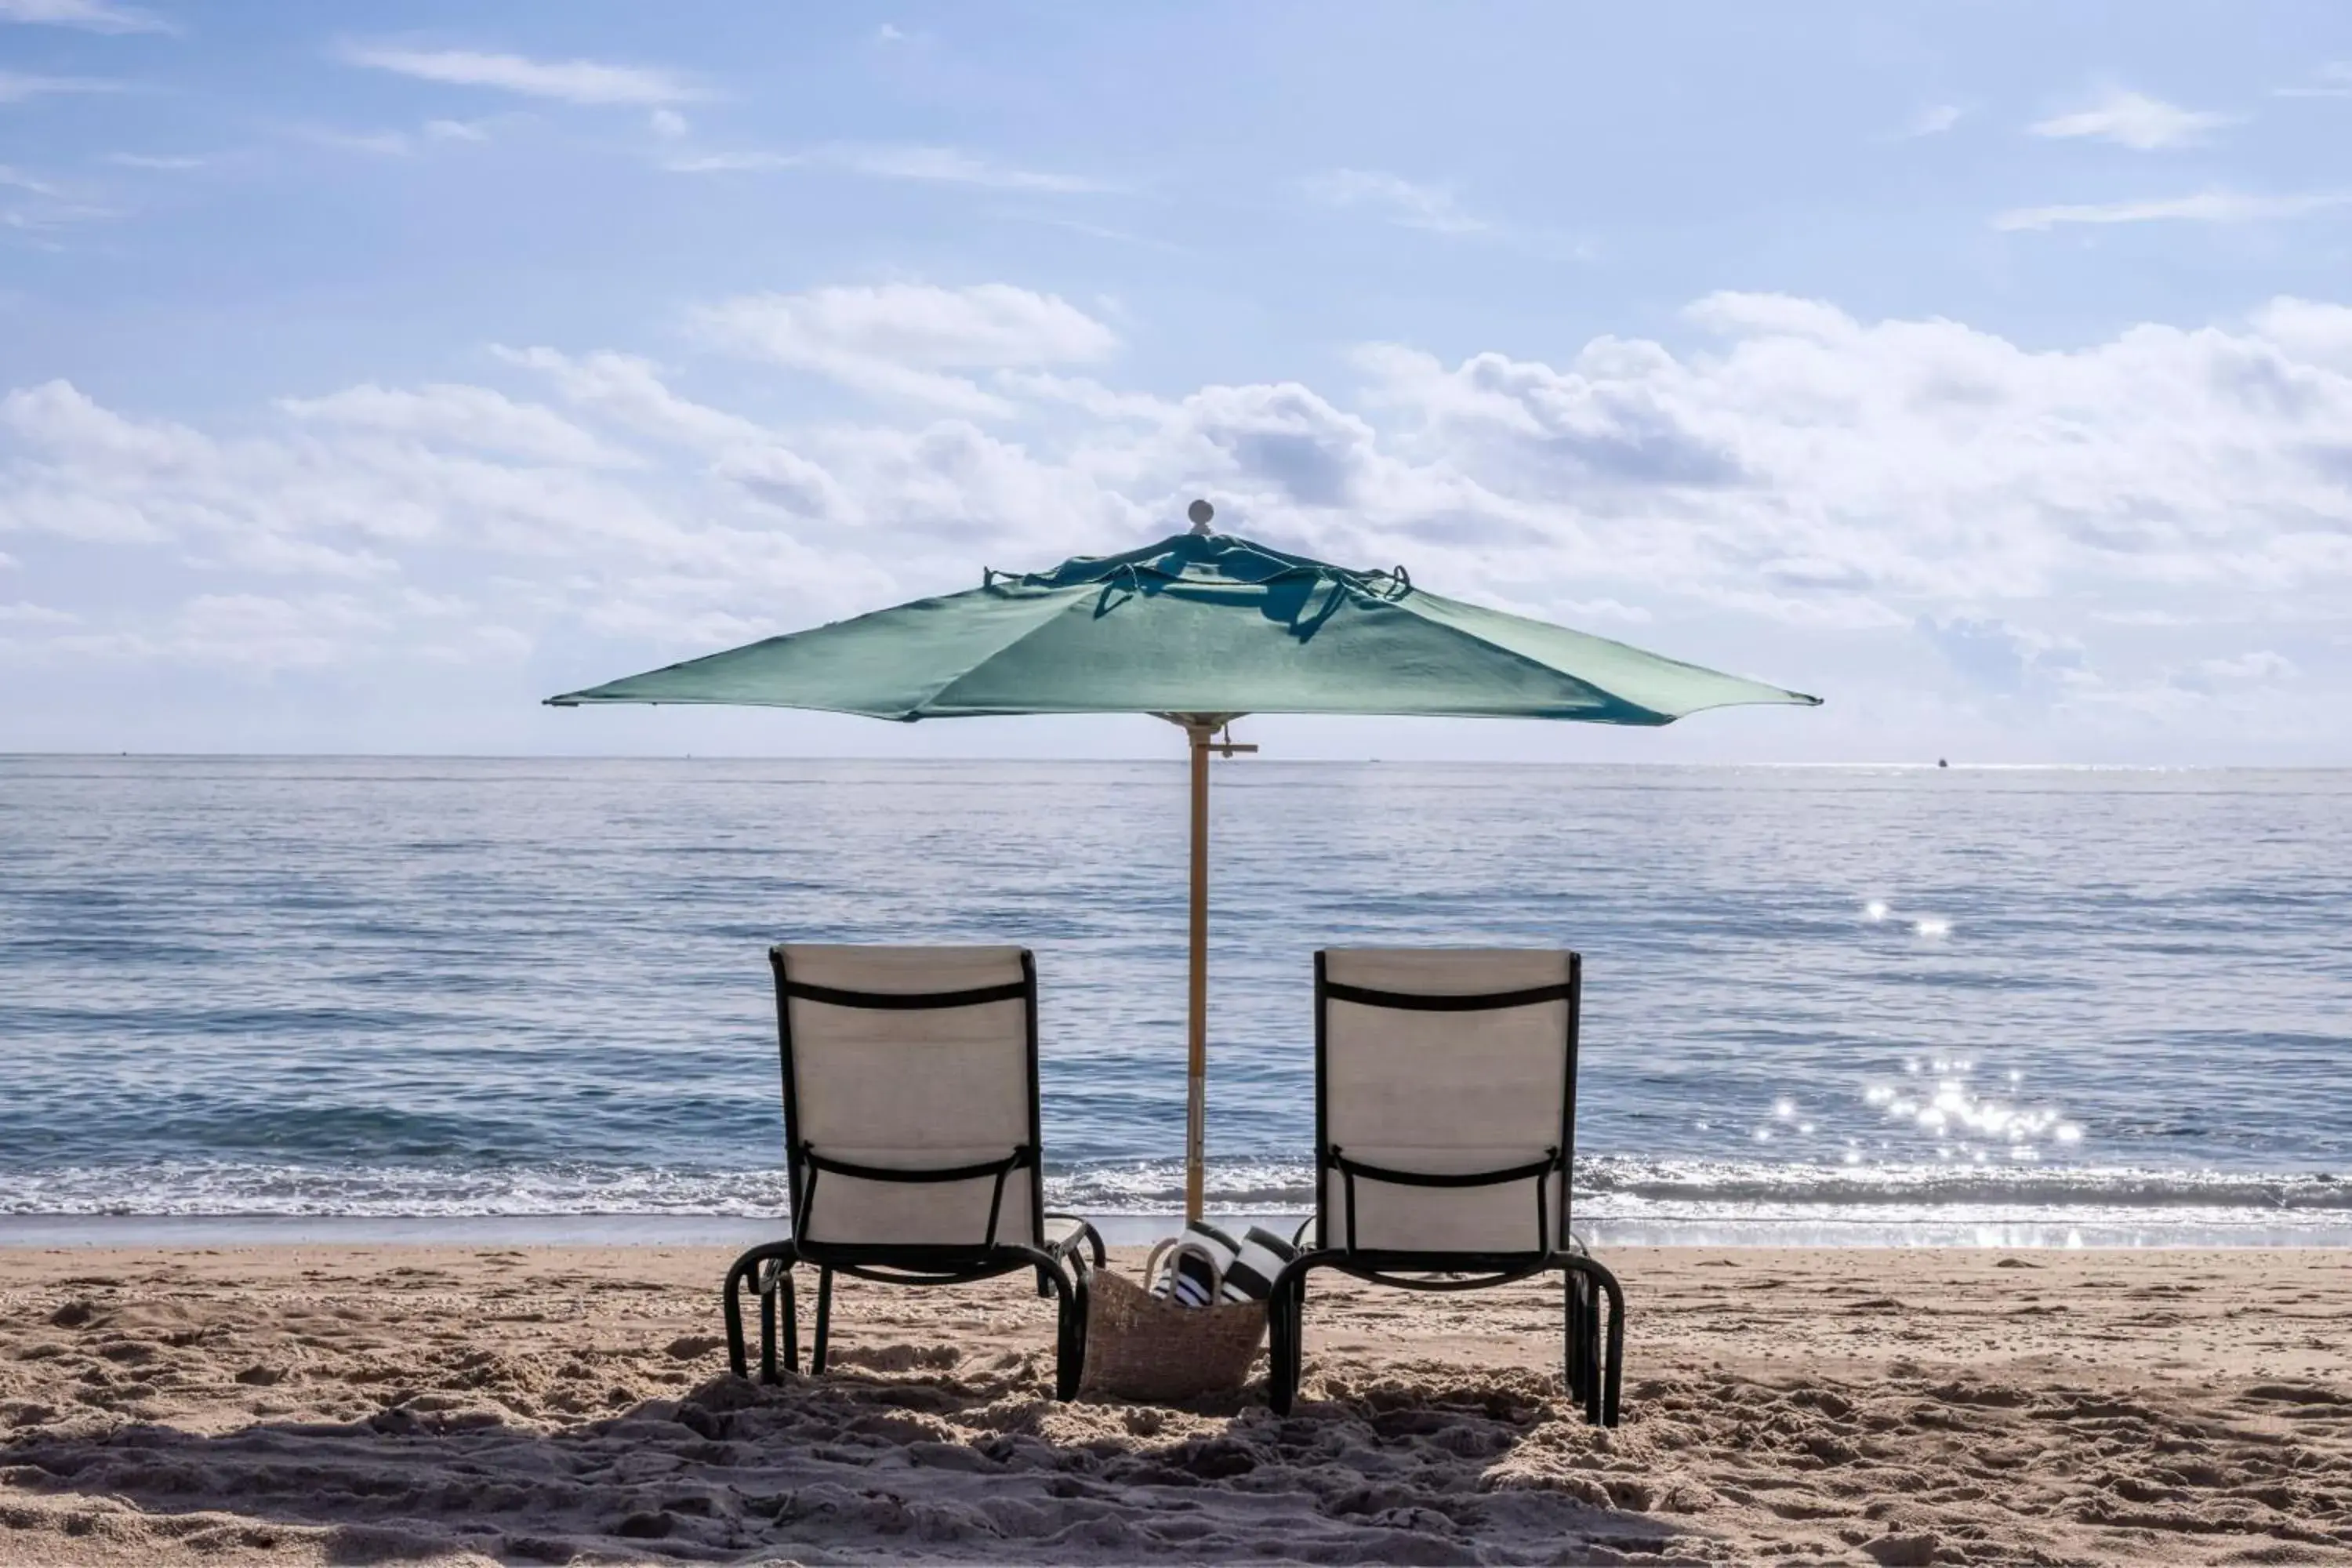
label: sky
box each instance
[2,1,2350,762]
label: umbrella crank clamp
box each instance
[1211,724,1258,760]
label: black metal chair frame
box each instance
[1265,950,1625,1425]
[721,947,1105,1400]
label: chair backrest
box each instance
[771,944,1044,1251]
[1316,948,1579,1256]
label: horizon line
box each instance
[2,752,2343,771]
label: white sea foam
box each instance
[2,1156,2346,1240]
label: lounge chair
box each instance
[1265,949,1625,1425]
[720,945,1105,1399]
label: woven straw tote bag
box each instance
[1076,1239,1269,1401]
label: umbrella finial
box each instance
[1186,499,1214,535]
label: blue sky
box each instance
[4,0,2350,760]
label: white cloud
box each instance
[2251,296,2352,368]
[105,151,209,170]
[278,383,629,467]
[1303,169,1490,235]
[2189,650,2296,684]
[1901,103,1963,138]
[423,118,491,143]
[694,284,1119,414]
[0,0,170,32]
[495,347,771,451]
[2029,88,2234,150]
[1348,291,2352,619]
[828,143,1104,193]
[648,108,688,139]
[2271,63,2352,100]
[668,143,1104,194]
[339,44,700,107]
[0,71,118,103]
[7,289,2352,757]
[0,164,60,196]
[1994,190,2349,231]
[0,600,74,624]
[1916,615,2083,694]
[300,126,416,158]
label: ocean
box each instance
[2,756,2347,1247]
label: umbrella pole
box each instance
[1185,724,1210,1222]
[1178,717,1256,1223]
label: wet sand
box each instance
[2,1245,2347,1565]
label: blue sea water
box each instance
[2,756,2349,1245]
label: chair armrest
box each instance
[1042,1211,1105,1271]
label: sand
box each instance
[1,1244,2347,1566]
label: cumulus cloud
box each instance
[278,383,630,467]
[338,44,700,107]
[1302,169,1491,235]
[1915,616,2083,695]
[5,287,2352,757]
[494,347,771,451]
[2029,88,2234,150]
[693,284,1119,415]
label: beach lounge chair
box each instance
[1265,949,1626,1425]
[721,945,1105,1399]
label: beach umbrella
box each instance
[547,503,1820,1219]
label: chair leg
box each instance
[1564,1269,1589,1403]
[1055,1263,1086,1400]
[1267,1256,1319,1416]
[1563,1253,1627,1428]
[810,1266,835,1375]
[764,1261,799,1384]
[1068,1250,1093,1391]
[722,1241,797,1382]
[1000,1243,1083,1400]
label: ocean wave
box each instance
[0,1155,2344,1223]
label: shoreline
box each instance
[3,1243,2347,1563]
[4,1211,2350,1250]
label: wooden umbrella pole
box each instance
[1185,723,1210,1221]
[1179,717,1256,1223]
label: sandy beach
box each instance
[0,1245,2343,1565]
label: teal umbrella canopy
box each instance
[546,529,1820,722]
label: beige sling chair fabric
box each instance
[719,945,1101,1400]
[782,945,1042,1249]
[1267,947,1625,1426]
[1319,949,1573,1254]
